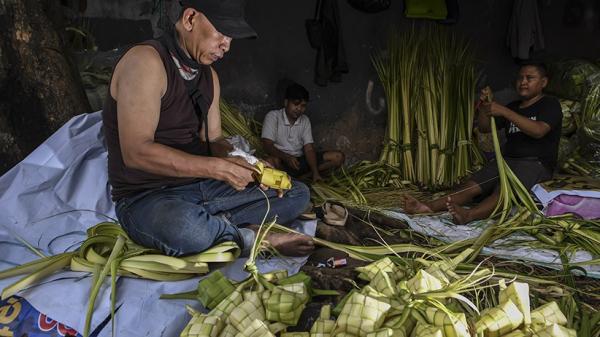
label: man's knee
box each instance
[464,180,483,196]
[333,151,345,167]
[150,201,232,255]
[325,151,345,167]
[288,180,310,204]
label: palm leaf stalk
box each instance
[420,27,442,187]
[373,28,417,178]
[0,222,240,337]
[467,88,541,261]
[397,31,418,182]
[275,219,600,302]
[312,163,600,268]
[434,30,451,186]
[220,100,264,156]
[310,160,416,208]
[310,160,600,271]
[452,46,482,182]
[560,153,597,177]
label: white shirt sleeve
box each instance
[261,111,278,141]
[301,117,314,145]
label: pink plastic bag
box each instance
[545,194,600,219]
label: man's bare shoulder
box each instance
[117,45,164,75]
[112,44,167,99]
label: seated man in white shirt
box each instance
[261,82,344,182]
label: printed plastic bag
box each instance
[0,296,82,337]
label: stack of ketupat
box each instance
[178,249,576,337]
[178,266,315,337]
[476,280,575,337]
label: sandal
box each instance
[299,202,317,220]
[322,201,348,226]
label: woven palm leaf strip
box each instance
[0,222,240,337]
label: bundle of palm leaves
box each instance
[373,25,483,190]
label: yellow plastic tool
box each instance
[254,162,292,190]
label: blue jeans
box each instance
[115,179,310,257]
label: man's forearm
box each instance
[123,141,226,179]
[263,142,292,160]
[502,109,549,139]
[304,146,319,175]
[477,109,492,133]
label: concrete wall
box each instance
[84,0,600,163]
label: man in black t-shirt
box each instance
[400,62,562,224]
[498,96,562,172]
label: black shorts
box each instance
[283,151,325,177]
[470,158,553,197]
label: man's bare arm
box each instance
[303,143,320,176]
[262,138,290,160]
[262,138,300,170]
[198,67,233,157]
[477,88,493,133]
[477,107,492,133]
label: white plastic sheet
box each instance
[0,111,316,337]
[383,210,600,278]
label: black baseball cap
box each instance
[179,0,257,39]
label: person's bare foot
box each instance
[399,194,433,214]
[265,232,315,256]
[247,225,315,256]
[446,196,472,225]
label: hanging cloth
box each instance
[507,0,545,60]
[440,0,459,24]
[346,0,391,13]
[306,0,349,86]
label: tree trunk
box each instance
[0,0,91,174]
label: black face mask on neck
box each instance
[159,29,201,71]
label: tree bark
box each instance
[0,0,91,174]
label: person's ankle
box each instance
[422,202,434,212]
[464,209,477,223]
[240,225,259,257]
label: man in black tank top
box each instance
[398,62,562,225]
[103,0,314,258]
